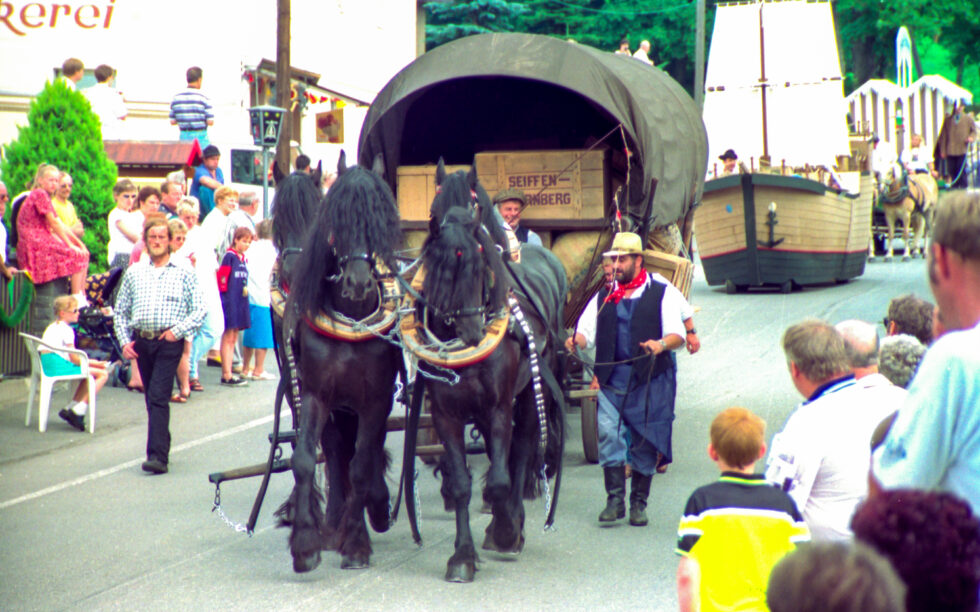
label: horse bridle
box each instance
[325,251,376,284]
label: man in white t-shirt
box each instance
[766,320,891,541]
[83,64,127,140]
[632,40,653,65]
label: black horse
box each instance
[276,156,403,572]
[418,163,566,582]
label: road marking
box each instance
[0,414,275,510]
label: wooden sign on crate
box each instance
[474,149,608,221]
[396,164,469,222]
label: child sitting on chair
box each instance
[40,295,110,431]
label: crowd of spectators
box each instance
[675,190,980,611]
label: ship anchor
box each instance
[759,202,784,248]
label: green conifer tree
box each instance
[1,79,118,273]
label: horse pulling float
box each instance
[208,32,706,582]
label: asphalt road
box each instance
[0,256,931,611]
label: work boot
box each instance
[598,466,626,522]
[629,472,653,526]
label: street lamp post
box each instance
[248,105,287,218]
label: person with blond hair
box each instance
[16,164,89,304]
[42,294,111,431]
[676,407,809,612]
[52,172,84,240]
[106,178,141,269]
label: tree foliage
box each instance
[425,0,530,49]
[424,0,980,99]
[1,80,117,273]
[426,0,708,91]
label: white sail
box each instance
[703,0,851,171]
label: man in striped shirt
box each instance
[169,66,214,147]
[115,217,206,474]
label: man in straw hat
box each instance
[565,232,687,526]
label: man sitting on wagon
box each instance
[493,188,543,247]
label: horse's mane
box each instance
[290,165,401,316]
[272,172,321,254]
[429,161,510,254]
[422,207,508,316]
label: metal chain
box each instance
[212,485,251,535]
[415,358,461,386]
[540,464,556,533]
[412,466,423,539]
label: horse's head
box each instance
[430,158,510,253]
[880,162,907,197]
[290,153,400,317]
[422,206,503,347]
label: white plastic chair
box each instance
[20,332,96,433]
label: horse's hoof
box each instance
[341,555,370,570]
[884,256,893,262]
[292,550,321,573]
[902,255,911,262]
[367,503,391,533]
[445,561,477,583]
[482,520,523,554]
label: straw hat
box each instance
[603,232,644,257]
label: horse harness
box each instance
[271,253,401,342]
[398,265,511,369]
[881,167,925,214]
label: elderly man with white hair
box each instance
[632,40,653,65]
[835,319,908,399]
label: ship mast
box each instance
[757,0,770,164]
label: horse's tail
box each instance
[522,348,567,500]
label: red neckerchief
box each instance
[604,268,647,304]
[227,247,247,264]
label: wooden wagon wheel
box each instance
[569,388,599,464]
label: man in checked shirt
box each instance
[115,217,206,474]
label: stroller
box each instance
[75,267,131,388]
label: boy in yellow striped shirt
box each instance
[676,408,810,612]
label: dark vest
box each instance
[514,225,530,243]
[594,280,671,386]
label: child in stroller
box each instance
[75,268,131,388]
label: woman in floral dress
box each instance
[16,164,89,302]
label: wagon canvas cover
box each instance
[359,33,707,228]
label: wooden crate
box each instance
[642,250,694,301]
[396,164,469,221]
[474,149,608,221]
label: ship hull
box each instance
[695,173,872,290]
